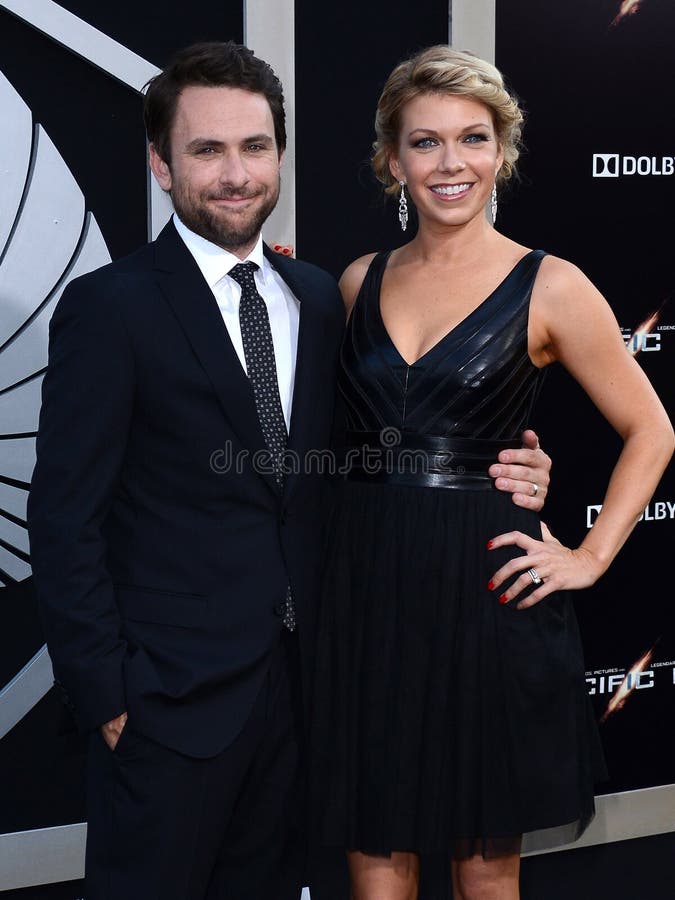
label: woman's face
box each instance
[389,92,503,230]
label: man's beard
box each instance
[171,181,280,252]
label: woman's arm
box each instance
[489,256,674,607]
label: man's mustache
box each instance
[206,189,263,201]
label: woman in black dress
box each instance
[310,46,674,899]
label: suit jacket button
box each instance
[273,600,286,617]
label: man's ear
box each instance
[148,143,172,192]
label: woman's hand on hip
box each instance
[487,522,605,608]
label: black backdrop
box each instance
[495,0,675,796]
[295,0,448,274]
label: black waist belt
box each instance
[340,431,520,490]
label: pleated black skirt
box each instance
[310,480,606,859]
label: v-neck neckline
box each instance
[376,249,537,368]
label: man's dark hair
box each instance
[144,41,286,164]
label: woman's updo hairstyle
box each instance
[372,45,524,195]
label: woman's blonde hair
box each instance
[372,45,524,195]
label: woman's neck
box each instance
[402,214,505,267]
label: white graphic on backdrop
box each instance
[0,5,161,892]
[593,152,675,177]
[0,67,111,738]
[592,153,620,177]
[0,0,170,241]
[611,0,644,27]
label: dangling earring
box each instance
[491,184,498,223]
[398,181,408,232]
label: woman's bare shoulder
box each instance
[531,252,624,365]
[339,253,379,317]
[535,253,595,297]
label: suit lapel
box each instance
[153,223,278,496]
[264,246,325,501]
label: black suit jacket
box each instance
[27,222,344,757]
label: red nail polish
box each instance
[282,248,291,255]
[499,594,508,605]
[486,540,493,549]
[273,244,281,251]
[487,580,495,591]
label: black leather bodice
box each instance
[339,250,546,441]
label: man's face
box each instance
[150,85,282,257]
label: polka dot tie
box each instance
[230,262,295,631]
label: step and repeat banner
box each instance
[0,0,672,896]
[495,0,675,795]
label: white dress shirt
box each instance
[173,215,300,430]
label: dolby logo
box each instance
[593,153,620,177]
[593,153,675,177]
[587,500,675,528]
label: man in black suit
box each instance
[27,41,551,900]
[28,41,344,899]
